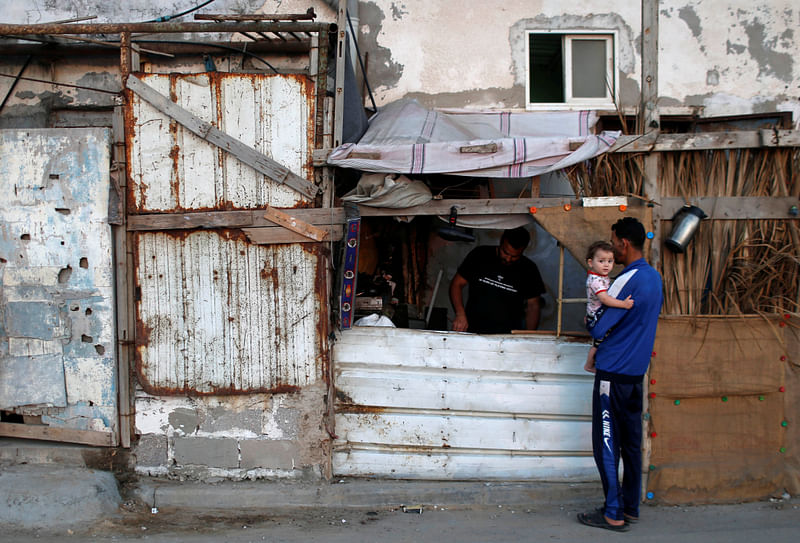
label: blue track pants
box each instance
[591,376,643,521]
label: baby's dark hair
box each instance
[586,240,614,261]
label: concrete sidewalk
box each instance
[131,474,602,511]
[0,461,602,530]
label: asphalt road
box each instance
[5,498,799,542]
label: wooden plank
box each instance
[661,197,800,219]
[127,208,345,230]
[760,129,800,147]
[348,151,382,160]
[0,422,114,447]
[358,197,576,216]
[112,106,130,448]
[263,208,328,241]
[459,143,498,154]
[611,131,771,152]
[126,75,319,199]
[243,224,343,244]
[641,0,659,133]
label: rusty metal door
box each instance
[126,73,328,397]
[0,128,118,446]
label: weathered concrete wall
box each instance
[659,1,798,119]
[0,128,117,434]
[0,0,336,129]
[357,0,798,121]
[133,382,331,481]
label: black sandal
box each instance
[578,510,630,532]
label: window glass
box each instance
[571,39,608,98]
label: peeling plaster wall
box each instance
[659,1,798,120]
[0,128,117,434]
[359,1,797,120]
[358,0,641,109]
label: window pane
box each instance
[571,39,607,98]
[529,33,564,103]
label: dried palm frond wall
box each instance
[565,149,800,316]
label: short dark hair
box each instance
[612,217,646,250]
[501,227,531,250]
[586,240,614,261]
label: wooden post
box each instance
[641,0,661,272]
[641,0,659,502]
[112,106,132,448]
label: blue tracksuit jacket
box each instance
[587,258,663,379]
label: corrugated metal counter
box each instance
[332,327,598,481]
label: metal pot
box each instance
[665,205,707,253]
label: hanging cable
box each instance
[142,0,217,23]
[346,10,377,113]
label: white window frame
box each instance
[525,30,618,111]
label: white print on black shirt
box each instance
[478,276,519,293]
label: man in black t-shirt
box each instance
[449,227,545,333]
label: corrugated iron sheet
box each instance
[134,230,325,395]
[0,128,117,435]
[332,328,597,481]
[126,72,315,213]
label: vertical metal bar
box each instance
[332,0,348,148]
[557,244,564,337]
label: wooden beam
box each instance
[263,207,329,241]
[661,197,800,219]
[313,148,333,166]
[0,422,114,447]
[126,75,319,199]
[244,225,343,244]
[610,130,800,153]
[358,198,576,217]
[760,129,800,147]
[112,105,131,448]
[126,197,800,229]
[127,208,345,231]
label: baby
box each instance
[584,241,634,373]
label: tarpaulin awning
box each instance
[327,99,620,178]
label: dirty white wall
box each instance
[357,0,798,121]
[0,0,336,128]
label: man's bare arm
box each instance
[525,296,542,330]
[449,273,470,331]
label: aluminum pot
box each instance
[665,205,707,253]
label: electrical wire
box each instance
[0,71,119,95]
[142,0,217,24]
[346,10,377,113]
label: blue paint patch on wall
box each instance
[4,301,62,339]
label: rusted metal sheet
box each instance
[332,328,597,480]
[0,21,333,36]
[0,128,118,440]
[134,230,326,395]
[126,72,316,213]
